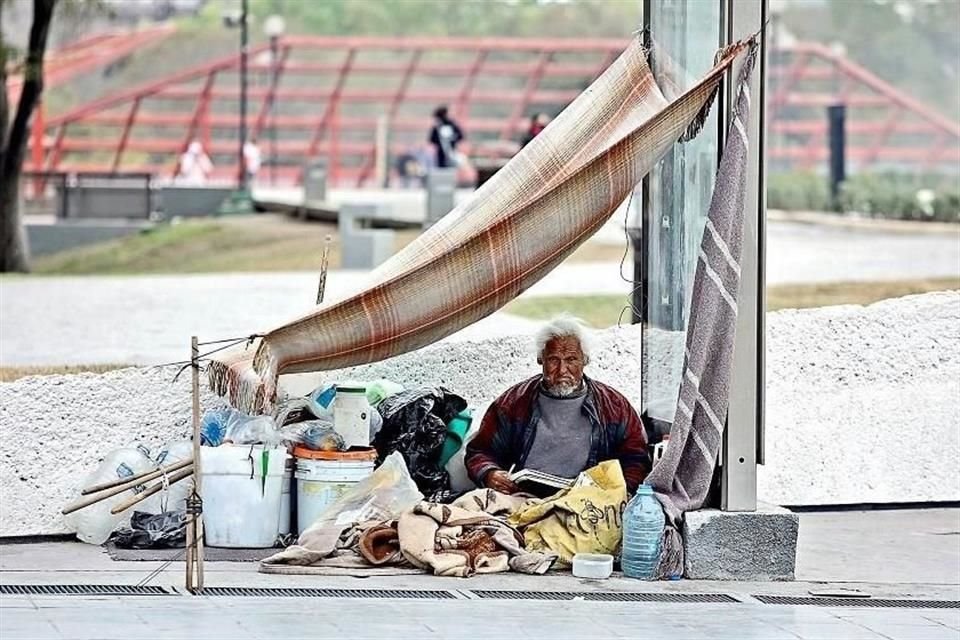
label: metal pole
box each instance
[827,103,846,210]
[270,34,278,186]
[238,0,249,190]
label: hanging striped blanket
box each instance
[209,36,752,414]
[646,42,760,578]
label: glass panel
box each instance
[642,1,721,422]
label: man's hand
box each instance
[484,469,520,495]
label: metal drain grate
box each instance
[755,595,960,609]
[198,587,456,599]
[0,584,173,597]
[471,591,737,603]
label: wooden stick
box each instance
[185,508,195,591]
[195,511,205,590]
[81,458,193,495]
[109,467,193,515]
[62,462,194,516]
[316,234,331,305]
[189,335,204,592]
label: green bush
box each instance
[768,171,960,222]
[767,171,831,212]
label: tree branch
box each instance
[3,0,57,178]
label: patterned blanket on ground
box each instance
[260,489,556,578]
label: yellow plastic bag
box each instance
[508,460,628,565]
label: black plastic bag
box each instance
[373,387,467,503]
[111,511,187,549]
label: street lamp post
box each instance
[264,15,285,186]
[238,0,249,191]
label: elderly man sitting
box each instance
[465,315,650,495]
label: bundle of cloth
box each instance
[262,488,558,578]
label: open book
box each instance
[509,468,574,491]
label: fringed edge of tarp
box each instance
[207,341,278,415]
[678,40,747,143]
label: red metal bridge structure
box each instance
[11,29,960,187]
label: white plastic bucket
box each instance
[294,448,376,534]
[201,445,289,548]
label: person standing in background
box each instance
[176,140,214,185]
[521,112,551,147]
[243,138,262,184]
[429,105,465,169]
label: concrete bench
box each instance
[338,203,395,269]
[160,186,234,218]
[424,168,457,229]
[26,219,153,257]
[56,184,154,220]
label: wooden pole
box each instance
[109,467,193,515]
[80,458,193,496]
[61,459,194,515]
[185,335,205,593]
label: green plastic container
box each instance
[439,409,473,467]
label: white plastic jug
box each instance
[66,445,156,545]
[333,385,371,447]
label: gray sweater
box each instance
[523,386,592,479]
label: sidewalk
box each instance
[2,509,958,639]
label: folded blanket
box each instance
[262,488,557,577]
[397,489,557,577]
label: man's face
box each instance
[541,336,586,396]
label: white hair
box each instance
[534,314,594,364]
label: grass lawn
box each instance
[504,277,960,328]
[30,215,627,275]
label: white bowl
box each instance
[572,553,614,580]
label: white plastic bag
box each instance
[306,384,337,421]
[66,445,157,545]
[138,441,195,514]
[223,414,280,447]
[305,451,422,531]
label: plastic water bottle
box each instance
[621,483,665,579]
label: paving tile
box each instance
[0,611,62,640]
[854,624,960,640]
[921,613,960,630]
[0,624,62,640]
[775,622,893,640]
[0,596,37,609]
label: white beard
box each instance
[544,381,581,397]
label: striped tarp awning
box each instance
[209,36,752,414]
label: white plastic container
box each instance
[333,385,371,448]
[293,447,376,534]
[572,553,614,580]
[200,444,288,548]
[67,445,156,545]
